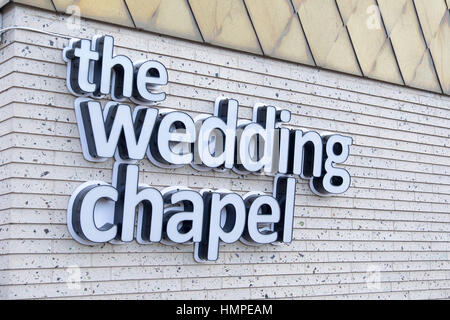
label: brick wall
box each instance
[0,4,449,299]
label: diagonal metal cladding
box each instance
[292,0,361,76]
[336,0,403,85]
[428,11,450,94]
[413,0,449,94]
[244,0,314,65]
[52,0,135,27]
[125,0,203,42]
[188,0,262,54]
[378,0,442,93]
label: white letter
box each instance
[292,130,323,178]
[63,38,99,95]
[75,98,157,162]
[197,98,238,169]
[152,111,195,165]
[273,176,296,242]
[133,60,168,103]
[113,164,164,242]
[97,35,134,100]
[242,194,280,244]
[194,192,245,261]
[164,190,204,243]
[67,181,118,244]
[310,134,352,195]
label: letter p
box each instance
[194,193,246,261]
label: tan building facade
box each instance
[0,2,449,299]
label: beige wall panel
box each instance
[244,0,314,65]
[188,0,261,54]
[377,0,408,34]
[429,11,450,94]
[52,0,134,28]
[413,0,447,47]
[335,0,359,23]
[12,0,55,10]
[378,0,441,92]
[324,27,362,76]
[125,0,202,42]
[337,0,403,84]
[292,0,361,75]
[414,0,449,94]
[368,40,404,84]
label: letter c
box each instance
[67,181,118,244]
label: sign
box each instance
[63,35,353,262]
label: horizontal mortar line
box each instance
[2,266,448,277]
[7,36,450,111]
[1,229,449,239]
[1,275,449,291]
[2,196,450,212]
[2,210,450,225]
[1,215,448,226]
[1,242,450,252]
[32,287,450,301]
[2,250,449,257]
[1,163,450,190]
[1,181,450,204]
[271,288,450,300]
[1,208,446,217]
[1,160,449,189]
[1,242,448,250]
[1,193,449,211]
[0,259,448,270]
[3,65,450,131]
[1,258,448,272]
[1,186,448,203]
[1,236,447,243]
[1,202,449,214]
[0,180,449,200]
[1,85,449,145]
[2,206,445,216]
[1,249,448,257]
[2,219,449,228]
[2,229,450,239]
[2,268,449,281]
[0,98,80,111]
[3,280,449,292]
[9,280,450,300]
[2,259,448,272]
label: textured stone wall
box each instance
[0,4,449,299]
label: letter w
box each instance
[75,98,158,161]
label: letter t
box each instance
[64,39,99,94]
